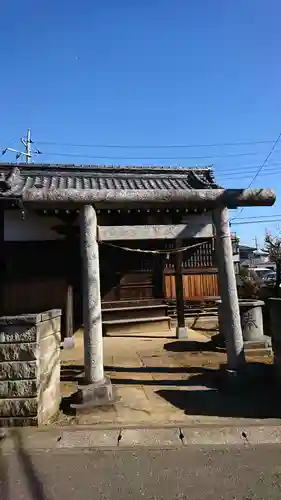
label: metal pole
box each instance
[26,129,31,164]
[213,205,245,370]
[80,205,104,383]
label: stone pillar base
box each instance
[244,335,272,354]
[176,326,188,339]
[71,376,117,412]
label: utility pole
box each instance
[21,128,32,163]
[254,236,258,249]
[1,129,42,163]
[26,128,31,164]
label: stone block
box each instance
[176,326,188,339]
[39,317,61,340]
[40,310,61,323]
[0,398,37,417]
[0,310,61,327]
[39,332,61,355]
[39,349,60,377]
[39,360,60,394]
[0,417,38,428]
[0,343,38,362]
[0,325,37,344]
[244,336,272,350]
[0,380,37,398]
[0,310,61,427]
[39,381,60,412]
[0,362,37,381]
[38,387,61,424]
[38,360,60,424]
[0,314,39,327]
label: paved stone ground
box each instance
[58,328,279,427]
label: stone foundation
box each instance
[0,310,61,427]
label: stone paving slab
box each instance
[58,329,276,427]
[2,425,281,453]
[119,428,181,447]
[57,429,119,448]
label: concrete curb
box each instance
[1,425,281,452]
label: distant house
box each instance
[231,233,240,273]
[239,244,272,268]
[239,244,257,264]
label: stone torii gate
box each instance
[18,185,275,407]
[0,166,275,406]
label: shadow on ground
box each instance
[157,363,281,419]
[164,338,223,353]
[61,365,84,382]
[60,362,280,420]
[1,430,49,500]
[61,363,216,387]
[188,318,218,332]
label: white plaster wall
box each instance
[4,211,64,241]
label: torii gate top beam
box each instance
[21,187,275,209]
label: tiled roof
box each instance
[0,164,219,192]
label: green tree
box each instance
[264,232,281,297]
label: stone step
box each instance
[103,316,171,337]
[102,304,168,322]
[102,299,164,309]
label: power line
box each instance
[34,139,275,149]
[231,219,281,225]
[218,172,281,181]
[35,150,279,161]
[231,131,281,222]
[231,214,281,220]
[216,163,281,180]
[217,166,281,180]
[217,168,281,178]
[214,160,281,174]
[246,131,281,188]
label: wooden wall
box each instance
[1,236,218,318]
[163,238,218,300]
[99,241,164,301]
[164,270,219,301]
[2,279,67,316]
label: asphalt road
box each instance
[1,444,281,499]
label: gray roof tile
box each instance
[0,163,219,193]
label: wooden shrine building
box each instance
[0,164,220,337]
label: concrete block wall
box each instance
[0,310,61,427]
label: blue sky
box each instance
[1,0,280,246]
